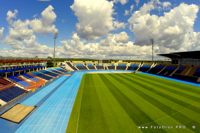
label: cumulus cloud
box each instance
[113,0,129,5]
[60,32,153,59]
[162,2,171,9]
[1,31,152,59]
[30,5,58,34]
[135,0,140,5]
[1,1,200,60]
[4,5,58,56]
[71,0,115,40]
[124,5,134,16]
[6,10,18,24]
[124,10,129,16]
[0,46,51,57]
[0,27,4,38]
[128,2,200,53]
[5,19,37,49]
[113,21,126,29]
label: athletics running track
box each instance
[16,72,84,133]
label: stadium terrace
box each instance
[0,51,200,133]
[0,0,200,132]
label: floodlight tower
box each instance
[151,38,154,62]
[53,32,58,66]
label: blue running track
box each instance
[22,76,69,106]
[16,72,85,133]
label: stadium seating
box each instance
[87,64,95,70]
[75,64,87,70]
[32,72,53,80]
[127,63,138,71]
[193,67,200,77]
[40,70,59,77]
[22,73,39,82]
[0,78,14,91]
[171,75,199,83]
[8,76,30,87]
[158,65,177,76]
[96,64,104,69]
[19,75,45,90]
[0,65,45,76]
[148,64,165,74]
[179,65,191,76]
[0,86,26,102]
[66,62,78,70]
[49,69,64,74]
[116,64,127,70]
[139,64,151,72]
[172,65,185,75]
[151,65,200,83]
[107,64,115,70]
[56,67,67,73]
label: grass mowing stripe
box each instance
[106,75,195,133]
[66,75,85,133]
[109,74,199,132]
[94,74,141,133]
[118,74,200,122]
[77,74,109,133]
[135,74,200,102]
[123,74,200,113]
[99,74,167,133]
[139,73,200,95]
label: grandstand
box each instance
[0,51,200,133]
[0,58,68,107]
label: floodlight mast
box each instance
[151,38,154,62]
[53,32,58,66]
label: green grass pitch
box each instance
[66,73,200,133]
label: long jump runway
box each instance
[16,72,85,133]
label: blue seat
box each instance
[23,73,39,82]
[8,76,30,87]
[87,64,95,69]
[40,70,58,77]
[50,69,63,74]
[0,86,26,102]
[56,68,67,72]
[127,64,138,70]
[32,72,52,80]
[194,68,200,77]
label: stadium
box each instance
[0,0,200,133]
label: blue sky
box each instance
[0,0,200,59]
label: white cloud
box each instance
[4,5,58,55]
[5,19,37,49]
[128,2,200,53]
[130,5,134,12]
[0,27,4,38]
[113,21,126,29]
[71,0,114,40]
[114,32,129,43]
[135,0,140,5]
[162,2,171,9]
[124,10,129,16]
[1,1,200,60]
[114,0,129,5]
[6,10,18,24]
[30,5,58,34]
[0,45,54,57]
[100,32,129,46]
[60,32,153,60]
[124,5,134,16]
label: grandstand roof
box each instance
[0,59,47,64]
[159,51,200,59]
